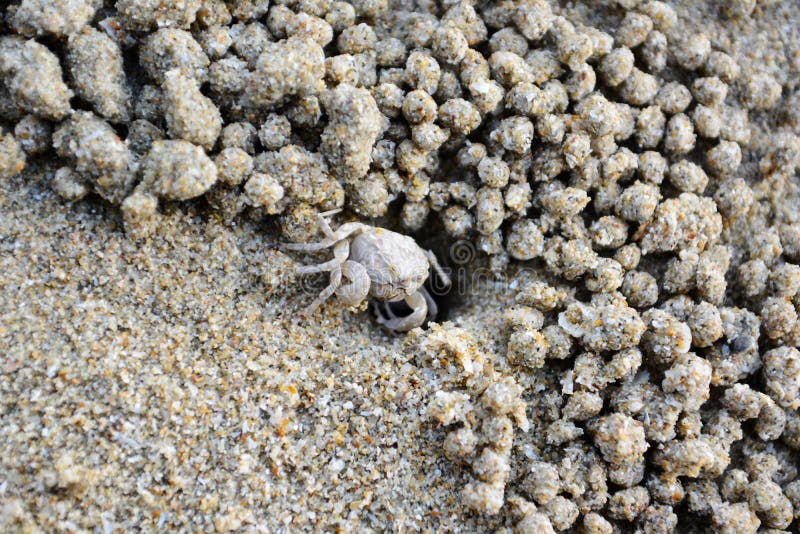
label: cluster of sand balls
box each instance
[1,0,800,531]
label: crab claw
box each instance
[335,261,370,307]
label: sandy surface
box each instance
[1,163,515,531]
[2,1,800,533]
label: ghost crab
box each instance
[286,210,450,331]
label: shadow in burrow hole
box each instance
[371,221,466,329]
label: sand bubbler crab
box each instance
[287,210,450,331]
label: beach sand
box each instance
[2,1,800,532]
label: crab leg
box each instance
[300,240,349,314]
[284,222,368,252]
[296,255,345,275]
[316,209,341,238]
[425,250,451,287]
[419,286,438,319]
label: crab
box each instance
[286,210,450,331]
